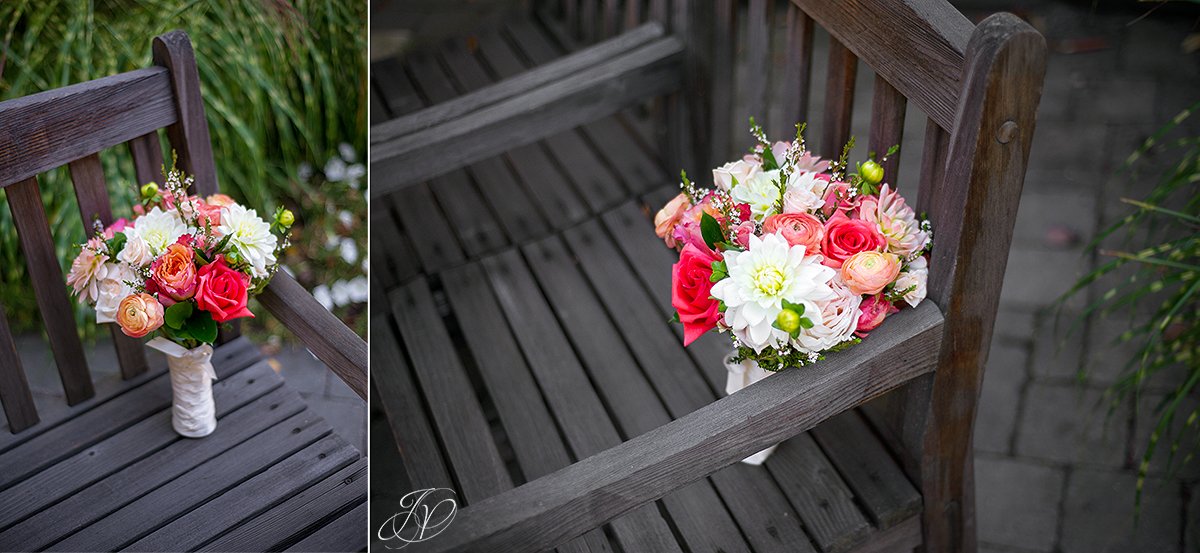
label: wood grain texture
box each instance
[371,23,663,144]
[867,75,907,185]
[68,154,149,379]
[820,38,858,160]
[390,279,512,504]
[624,0,643,30]
[371,37,684,196]
[765,434,870,552]
[283,501,368,553]
[845,514,922,553]
[744,0,775,125]
[791,0,972,131]
[710,0,736,160]
[918,14,1045,552]
[781,4,815,130]
[127,131,165,186]
[151,31,219,196]
[810,410,921,529]
[258,273,367,400]
[411,302,943,552]
[0,303,37,433]
[0,68,176,188]
[5,178,93,405]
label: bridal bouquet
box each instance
[656,121,932,462]
[66,164,293,437]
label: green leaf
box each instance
[798,317,814,329]
[105,232,127,257]
[700,212,723,250]
[164,302,193,330]
[761,143,779,171]
[667,312,680,324]
[186,310,219,344]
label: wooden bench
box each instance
[373,0,1045,551]
[0,31,368,552]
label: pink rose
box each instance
[195,256,254,323]
[841,251,902,296]
[763,213,824,254]
[672,243,723,346]
[116,293,165,338]
[733,221,755,249]
[104,218,131,239]
[856,294,899,337]
[822,212,887,268]
[821,180,861,218]
[654,193,692,248]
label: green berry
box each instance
[775,308,801,334]
[860,160,884,185]
[277,209,295,227]
[140,182,159,199]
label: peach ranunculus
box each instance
[205,193,236,207]
[763,213,824,254]
[151,243,198,301]
[116,293,165,338]
[194,199,223,227]
[840,251,902,296]
[821,212,887,269]
[856,294,899,337]
[654,193,693,248]
[195,256,255,323]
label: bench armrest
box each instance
[400,301,944,552]
[258,272,367,400]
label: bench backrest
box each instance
[0,31,224,432]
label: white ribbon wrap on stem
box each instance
[147,338,217,438]
[724,352,777,465]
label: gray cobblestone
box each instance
[1016,383,1130,468]
[975,456,1065,552]
[1060,468,1183,553]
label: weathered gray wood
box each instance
[152,31,219,196]
[5,177,93,405]
[624,0,643,30]
[745,0,775,125]
[868,75,907,185]
[580,0,598,41]
[602,0,619,37]
[390,279,512,504]
[373,57,425,117]
[846,514,922,553]
[1,383,302,551]
[369,313,453,492]
[413,302,943,553]
[0,362,280,531]
[0,68,176,189]
[792,0,971,132]
[820,38,858,159]
[917,14,1045,552]
[200,458,367,552]
[765,434,871,552]
[782,4,815,131]
[385,182,466,272]
[126,131,165,186]
[371,37,684,196]
[0,303,37,433]
[47,410,331,552]
[126,435,358,551]
[283,501,368,553]
[918,116,949,213]
[710,0,735,159]
[373,24,663,144]
[810,410,921,528]
[68,153,150,379]
[259,273,367,400]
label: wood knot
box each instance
[996,121,1019,144]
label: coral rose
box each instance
[822,212,887,268]
[151,243,198,301]
[841,251,901,296]
[672,243,723,346]
[195,257,255,323]
[763,213,824,254]
[654,193,692,248]
[116,293,165,338]
[856,294,899,337]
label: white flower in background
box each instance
[782,171,829,214]
[298,162,314,182]
[129,207,186,256]
[338,143,357,162]
[894,256,928,307]
[313,284,333,310]
[339,238,358,264]
[217,203,277,278]
[325,158,348,182]
[730,169,784,222]
[338,210,355,228]
[793,274,861,353]
[94,263,136,323]
[711,233,837,352]
[117,231,154,267]
[712,159,761,192]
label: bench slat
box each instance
[0,383,302,551]
[0,304,37,433]
[5,177,93,405]
[868,75,908,183]
[68,153,150,379]
[151,31,218,196]
[765,434,872,552]
[126,131,166,186]
[0,68,176,189]
[820,38,858,159]
[284,501,369,553]
[390,278,512,504]
[745,0,775,127]
[782,4,815,132]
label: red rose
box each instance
[822,212,886,268]
[672,243,723,346]
[855,294,899,337]
[195,256,254,323]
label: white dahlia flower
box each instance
[129,207,187,257]
[217,203,277,278]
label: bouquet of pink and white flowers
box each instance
[657,120,932,373]
[66,163,292,437]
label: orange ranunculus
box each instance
[116,293,165,338]
[152,243,198,301]
[840,251,901,296]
